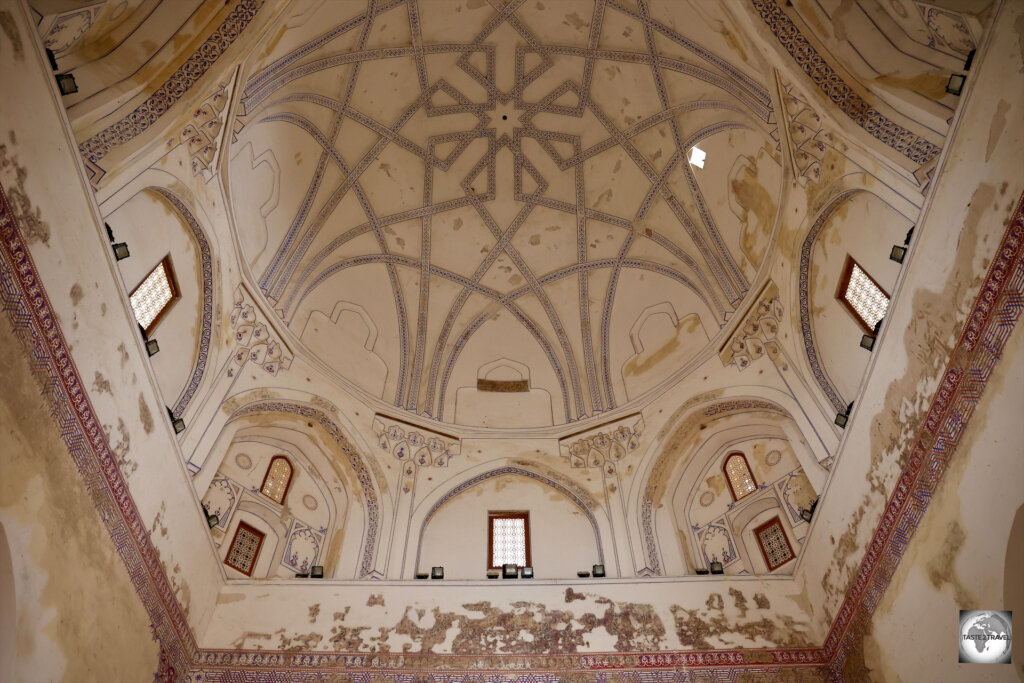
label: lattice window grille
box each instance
[226,524,263,575]
[491,517,527,567]
[130,257,177,332]
[757,519,794,570]
[261,457,291,504]
[843,263,889,330]
[725,454,757,500]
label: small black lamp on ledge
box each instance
[431,566,444,580]
[709,560,724,575]
[112,241,130,261]
[576,570,591,578]
[695,567,709,575]
[592,564,606,578]
[486,569,500,579]
[310,565,324,579]
[800,498,820,524]
[835,401,854,429]
[520,566,534,579]
[502,563,518,579]
[167,407,185,434]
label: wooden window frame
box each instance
[259,455,293,505]
[224,520,265,577]
[753,516,795,572]
[129,254,181,336]
[835,255,890,334]
[487,511,531,569]
[723,452,757,502]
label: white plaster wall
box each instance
[417,474,600,580]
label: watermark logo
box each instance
[959,610,1012,664]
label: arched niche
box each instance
[101,180,215,420]
[630,392,822,576]
[798,187,913,411]
[202,430,346,578]
[406,463,611,579]
[196,397,387,579]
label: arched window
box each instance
[724,452,757,501]
[260,456,292,504]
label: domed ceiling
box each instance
[228,0,783,428]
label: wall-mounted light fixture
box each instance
[964,49,976,71]
[946,74,965,95]
[592,564,606,578]
[145,338,160,356]
[55,73,78,95]
[45,48,58,71]
[835,401,855,428]
[486,569,500,579]
[294,572,310,578]
[860,333,876,351]
[688,146,707,168]
[112,242,130,261]
[311,565,324,579]
[695,568,710,575]
[577,570,591,578]
[431,566,444,579]
[520,566,534,579]
[167,407,185,434]
[889,245,907,264]
[709,561,724,575]
[206,513,219,528]
[415,572,429,579]
[502,563,518,579]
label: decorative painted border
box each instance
[147,188,215,420]
[2,138,1022,682]
[752,0,942,165]
[798,191,859,413]
[76,0,265,184]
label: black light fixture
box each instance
[311,565,324,579]
[415,572,429,579]
[709,561,724,575]
[167,407,185,434]
[964,49,976,71]
[431,566,444,579]
[146,338,160,356]
[860,334,876,351]
[55,73,78,95]
[835,401,855,428]
[695,568,710,575]
[889,244,907,263]
[800,498,820,524]
[946,73,965,95]
[502,563,518,579]
[577,570,591,578]
[294,572,310,578]
[45,48,58,71]
[592,564,606,578]
[520,566,534,579]
[112,242,130,260]
[206,513,219,528]
[486,570,500,579]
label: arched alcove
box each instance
[416,470,602,579]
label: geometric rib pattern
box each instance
[3,172,1023,677]
[237,0,776,425]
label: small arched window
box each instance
[260,456,293,504]
[724,452,757,501]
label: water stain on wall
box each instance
[0,144,50,246]
[0,11,23,61]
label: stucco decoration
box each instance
[229,285,293,377]
[371,414,460,468]
[182,72,239,180]
[559,412,644,469]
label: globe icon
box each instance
[959,611,1012,663]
